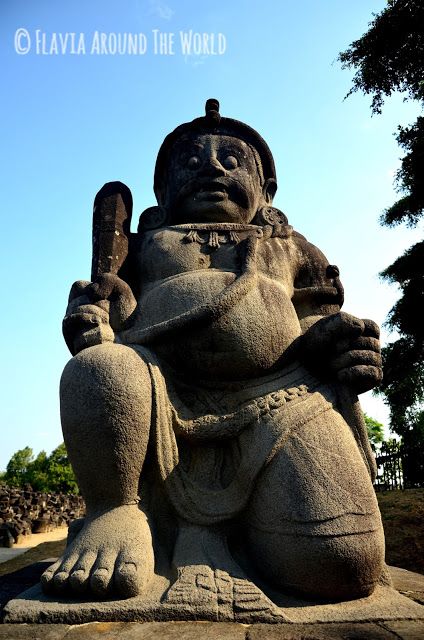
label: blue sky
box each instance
[0,0,422,470]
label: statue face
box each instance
[164,134,264,224]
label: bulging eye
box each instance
[223,155,238,170]
[187,156,200,169]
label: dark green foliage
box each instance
[5,446,34,487]
[339,0,424,115]
[376,413,424,487]
[3,444,79,494]
[378,241,424,433]
[381,240,424,289]
[378,241,424,434]
[380,339,424,435]
[340,0,424,440]
[372,413,423,487]
[25,450,49,492]
[43,443,79,494]
[364,413,384,451]
[375,437,405,489]
[383,118,424,227]
[339,0,424,227]
[402,411,424,485]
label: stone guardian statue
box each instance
[41,99,385,617]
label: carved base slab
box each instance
[4,581,424,625]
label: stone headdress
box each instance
[153,99,278,207]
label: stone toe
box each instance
[69,569,90,593]
[53,570,71,592]
[115,560,141,598]
[91,568,113,596]
[90,554,115,596]
[68,551,96,593]
[40,560,61,593]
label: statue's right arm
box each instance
[62,273,137,355]
[291,235,382,395]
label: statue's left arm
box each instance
[291,232,382,395]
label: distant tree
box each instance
[339,0,424,436]
[44,443,78,494]
[338,0,424,115]
[378,245,424,435]
[26,450,50,492]
[401,410,424,485]
[3,444,78,493]
[364,413,384,451]
[5,447,34,487]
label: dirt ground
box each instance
[377,488,424,575]
[0,538,66,578]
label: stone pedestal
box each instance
[3,580,424,626]
[2,566,424,639]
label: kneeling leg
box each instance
[42,343,154,598]
[245,404,385,601]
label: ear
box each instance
[263,178,277,204]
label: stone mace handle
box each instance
[91,181,133,281]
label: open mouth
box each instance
[176,177,246,208]
[195,181,228,200]
[195,190,228,201]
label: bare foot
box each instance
[41,505,154,599]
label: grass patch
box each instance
[377,488,424,574]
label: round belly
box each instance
[136,270,302,379]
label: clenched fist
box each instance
[300,311,382,394]
[63,273,137,355]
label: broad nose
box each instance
[201,155,226,177]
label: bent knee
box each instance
[60,343,152,415]
[62,343,148,388]
[64,342,140,372]
[249,528,385,601]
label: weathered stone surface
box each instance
[2,621,424,640]
[4,582,424,624]
[0,624,69,639]
[389,566,424,604]
[383,620,424,640]
[0,561,51,611]
[80,621,247,639]
[248,622,397,639]
[16,99,392,621]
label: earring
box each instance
[253,206,292,238]
[138,206,170,232]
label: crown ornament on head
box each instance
[204,98,221,126]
